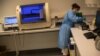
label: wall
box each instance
[0,1,3,23]
[0,0,98,23]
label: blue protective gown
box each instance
[58,10,83,49]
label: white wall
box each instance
[0,0,98,23]
[0,1,3,23]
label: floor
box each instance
[7,48,64,56]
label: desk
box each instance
[0,27,59,36]
[71,28,100,56]
[0,27,59,52]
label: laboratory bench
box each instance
[0,27,59,52]
[0,25,100,56]
[71,28,100,56]
[0,27,59,36]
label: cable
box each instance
[11,24,19,56]
[16,28,20,56]
[22,30,25,49]
[14,33,19,56]
[17,28,25,56]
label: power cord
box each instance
[10,24,19,56]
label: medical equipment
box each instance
[16,3,51,31]
[4,16,18,31]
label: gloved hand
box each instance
[76,17,84,24]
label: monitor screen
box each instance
[5,17,17,25]
[21,3,46,24]
[95,10,100,28]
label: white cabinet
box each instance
[0,30,59,51]
[85,0,100,7]
[0,35,23,51]
[22,31,58,50]
[0,35,19,51]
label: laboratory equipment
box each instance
[4,16,18,31]
[16,3,51,31]
[95,9,100,28]
[76,12,83,17]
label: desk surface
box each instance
[71,28,100,56]
[0,27,59,36]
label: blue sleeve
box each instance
[67,11,82,23]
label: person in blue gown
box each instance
[58,3,83,56]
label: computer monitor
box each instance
[95,9,100,28]
[4,16,18,28]
[21,3,46,23]
[16,3,51,30]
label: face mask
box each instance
[73,9,78,13]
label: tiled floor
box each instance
[7,48,63,56]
